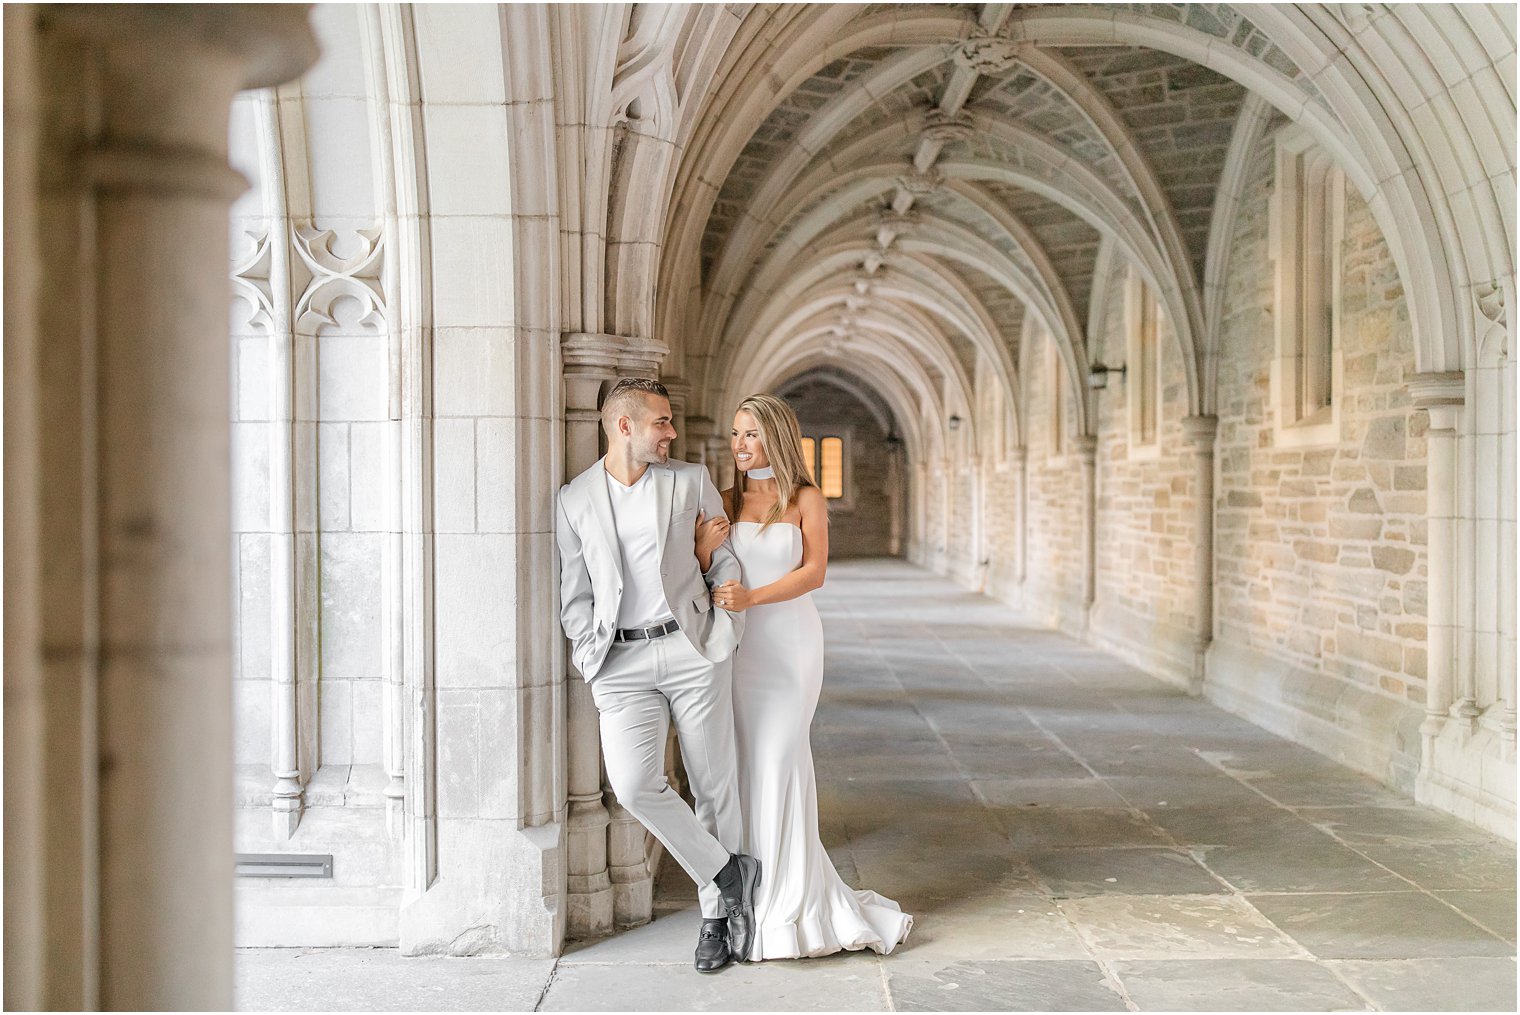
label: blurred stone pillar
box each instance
[663,376,690,461]
[1074,434,1099,626]
[1182,416,1218,694]
[3,6,315,1009]
[685,415,715,474]
[1010,445,1028,586]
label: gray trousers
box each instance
[591,631,740,919]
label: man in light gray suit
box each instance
[556,377,760,973]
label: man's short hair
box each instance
[601,377,670,434]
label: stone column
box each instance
[707,435,734,491]
[1074,434,1099,624]
[684,415,714,472]
[4,7,45,1007]
[886,439,905,556]
[912,460,929,565]
[559,333,618,938]
[12,7,315,1009]
[1010,445,1028,586]
[1182,416,1218,695]
[1409,373,1467,759]
[663,376,690,461]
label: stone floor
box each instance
[237,559,1517,1012]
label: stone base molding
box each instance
[1205,638,1425,794]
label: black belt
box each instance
[614,618,680,642]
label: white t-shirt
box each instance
[604,465,676,630]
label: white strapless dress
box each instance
[728,521,913,960]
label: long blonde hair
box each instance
[733,393,817,528]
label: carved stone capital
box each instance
[616,337,670,378]
[661,375,691,414]
[1407,371,1465,432]
[1181,414,1219,449]
[561,332,625,374]
[43,4,318,90]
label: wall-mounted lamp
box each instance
[948,414,962,431]
[1087,361,1127,390]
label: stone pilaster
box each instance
[684,415,715,473]
[662,376,691,461]
[1182,416,1219,694]
[559,333,618,939]
[707,435,734,491]
[1074,435,1100,625]
[1010,445,1028,586]
[1408,373,1466,752]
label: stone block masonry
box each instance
[1214,125,1427,717]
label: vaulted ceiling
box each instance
[660,3,1302,448]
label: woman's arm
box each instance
[720,487,828,609]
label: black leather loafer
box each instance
[694,917,732,973]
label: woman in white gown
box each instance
[701,392,912,961]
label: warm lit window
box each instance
[820,437,843,499]
[1126,269,1162,453]
[800,437,816,482]
[1271,125,1343,446]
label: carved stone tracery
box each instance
[292,225,386,331]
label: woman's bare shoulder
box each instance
[796,485,826,509]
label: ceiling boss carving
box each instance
[953,29,1022,76]
[921,108,976,145]
[896,166,944,196]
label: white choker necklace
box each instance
[745,466,775,480]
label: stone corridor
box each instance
[236,560,1515,1012]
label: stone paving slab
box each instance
[1057,895,1305,960]
[235,948,555,1012]
[1433,889,1517,942]
[1246,892,1514,959]
[1327,957,1519,1012]
[1028,847,1228,897]
[885,958,1128,1012]
[1111,958,1371,1011]
[540,950,891,1012]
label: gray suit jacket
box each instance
[556,457,745,681]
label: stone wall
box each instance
[1090,268,1200,683]
[1208,123,1427,787]
[1012,330,1085,629]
